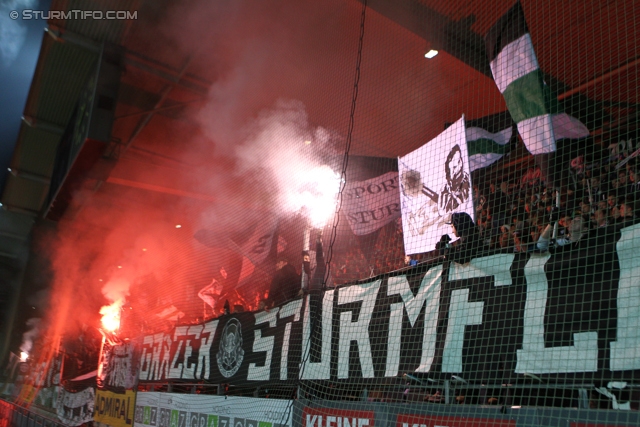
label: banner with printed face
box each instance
[399,117,474,255]
[56,386,95,426]
[94,389,137,427]
[343,171,401,236]
[98,341,139,391]
[136,223,640,387]
[134,392,292,427]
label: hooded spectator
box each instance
[264,256,301,308]
[444,212,483,264]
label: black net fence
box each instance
[3,0,640,426]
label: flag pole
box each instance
[552,189,560,240]
[301,222,311,291]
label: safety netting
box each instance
[3,1,640,426]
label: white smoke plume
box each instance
[20,317,41,355]
[234,99,342,225]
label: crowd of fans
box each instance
[331,221,406,284]
[331,154,640,284]
[474,159,639,253]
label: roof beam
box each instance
[361,0,492,76]
[7,169,51,185]
[22,116,65,135]
[46,25,211,96]
[0,230,28,242]
[45,26,102,52]
[123,52,211,96]
[124,56,196,151]
[0,251,18,260]
[114,97,207,120]
[1,204,39,217]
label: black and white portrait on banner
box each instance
[97,341,139,391]
[399,116,474,254]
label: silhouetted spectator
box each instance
[265,256,301,308]
[445,212,483,264]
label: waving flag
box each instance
[466,126,512,172]
[485,2,589,158]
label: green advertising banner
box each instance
[134,392,292,427]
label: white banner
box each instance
[343,171,401,235]
[398,117,474,254]
[134,392,292,427]
[98,341,139,390]
[56,386,95,426]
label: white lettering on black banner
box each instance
[386,266,442,376]
[301,291,334,380]
[610,223,640,370]
[337,280,381,378]
[516,254,598,373]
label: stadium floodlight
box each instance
[424,49,439,58]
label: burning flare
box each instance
[100,299,124,332]
[289,165,341,227]
[99,277,131,333]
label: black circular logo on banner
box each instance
[216,318,244,378]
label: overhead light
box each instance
[425,49,438,59]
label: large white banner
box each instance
[398,117,474,254]
[134,392,292,427]
[343,171,401,235]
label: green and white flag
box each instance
[485,2,589,155]
[466,126,512,171]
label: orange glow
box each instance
[100,300,123,332]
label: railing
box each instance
[0,399,66,427]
